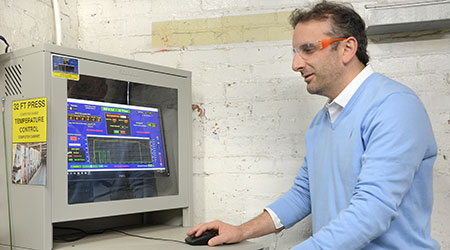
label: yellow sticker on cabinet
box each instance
[12,97,47,143]
[52,55,79,80]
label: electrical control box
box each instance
[0,44,192,250]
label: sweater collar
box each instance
[325,65,374,112]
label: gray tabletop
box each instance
[53,225,266,250]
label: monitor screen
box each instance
[67,98,167,174]
[67,98,170,204]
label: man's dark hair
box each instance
[289,1,369,65]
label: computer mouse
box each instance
[185,230,217,245]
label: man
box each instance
[188,1,440,249]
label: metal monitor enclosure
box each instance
[0,44,192,250]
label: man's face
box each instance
[292,19,344,99]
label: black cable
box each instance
[0,35,10,53]
[53,226,186,244]
[109,228,186,244]
[53,226,90,242]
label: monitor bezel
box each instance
[50,53,190,223]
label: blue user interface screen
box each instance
[67,98,166,173]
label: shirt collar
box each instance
[326,65,374,110]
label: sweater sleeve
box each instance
[267,157,311,228]
[292,93,436,250]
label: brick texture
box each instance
[2,1,448,249]
[77,1,450,248]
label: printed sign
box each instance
[12,98,47,143]
[11,97,47,185]
[52,55,79,80]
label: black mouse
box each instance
[185,230,217,245]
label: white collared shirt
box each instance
[266,65,374,230]
[326,65,374,122]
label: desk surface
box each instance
[53,225,265,250]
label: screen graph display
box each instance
[67,98,167,174]
[87,136,152,165]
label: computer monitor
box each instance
[67,98,169,204]
[0,44,192,250]
[63,73,183,207]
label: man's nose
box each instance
[292,53,306,72]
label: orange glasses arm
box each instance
[319,38,347,49]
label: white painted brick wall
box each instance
[0,0,78,50]
[3,0,449,249]
[76,1,450,248]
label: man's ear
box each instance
[342,36,358,64]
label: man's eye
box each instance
[300,44,316,54]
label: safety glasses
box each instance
[293,38,347,58]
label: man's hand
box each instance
[187,211,281,246]
[187,220,244,246]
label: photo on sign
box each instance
[11,142,47,185]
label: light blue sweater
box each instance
[268,73,440,250]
